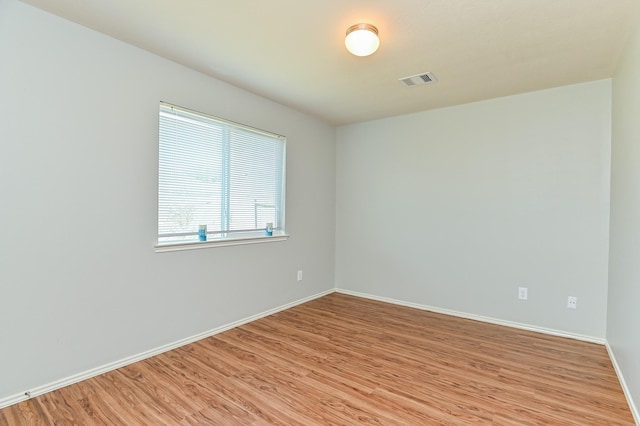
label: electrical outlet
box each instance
[518,287,528,300]
[297,270,303,281]
[567,296,577,309]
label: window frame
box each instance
[155,102,289,252]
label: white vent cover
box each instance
[399,72,437,87]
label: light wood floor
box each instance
[0,293,634,425]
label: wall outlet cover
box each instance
[518,287,528,300]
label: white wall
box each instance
[0,0,335,401]
[336,80,612,338]
[609,15,640,418]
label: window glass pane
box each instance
[158,103,285,244]
[228,128,283,231]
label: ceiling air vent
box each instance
[399,72,437,88]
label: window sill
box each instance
[155,233,289,253]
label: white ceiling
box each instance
[19,0,640,126]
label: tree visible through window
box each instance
[158,102,285,244]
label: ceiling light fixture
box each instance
[345,23,380,57]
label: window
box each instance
[157,102,286,249]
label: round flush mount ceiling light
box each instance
[345,23,380,57]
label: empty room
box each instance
[1,0,639,424]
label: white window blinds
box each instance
[158,102,285,244]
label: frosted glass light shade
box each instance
[345,23,380,57]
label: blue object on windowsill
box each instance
[198,225,207,241]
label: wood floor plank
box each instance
[33,389,91,425]
[0,399,49,426]
[0,293,634,424]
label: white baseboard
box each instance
[335,288,606,345]
[0,289,334,410]
[606,342,640,425]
